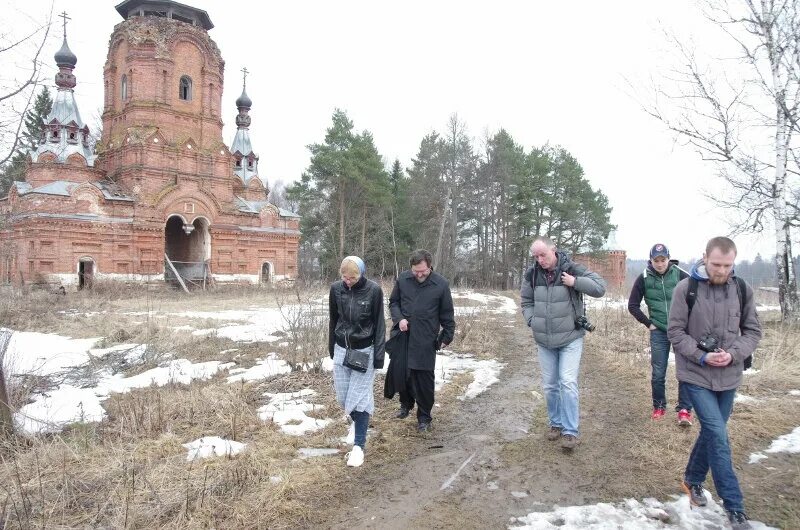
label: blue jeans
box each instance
[650,329,692,411]
[350,410,369,449]
[684,384,744,513]
[537,337,583,437]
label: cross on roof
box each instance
[241,67,249,88]
[59,11,71,39]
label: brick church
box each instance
[0,0,299,289]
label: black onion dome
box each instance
[235,88,252,109]
[54,38,77,68]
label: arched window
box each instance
[179,76,192,101]
[121,74,128,100]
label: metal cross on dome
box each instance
[59,11,71,39]
[241,67,249,89]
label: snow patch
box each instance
[227,353,291,383]
[298,448,339,458]
[183,436,246,461]
[452,290,517,314]
[734,393,759,404]
[258,389,331,435]
[434,353,503,400]
[510,495,777,529]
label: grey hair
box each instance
[530,236,556,251]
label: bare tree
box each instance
[646,0,800,319]
[0,3,53,167]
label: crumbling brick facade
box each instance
[0,1,299,289]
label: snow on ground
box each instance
[258,389,331,435]
[2,329,100,375]
[181,303,323,343]
[298,448,340,458]
[734,393,759,404]
[452,290,517,315]
[15,359,234,434]
[227,353,291,383]
[789,389,800,396]
[183,436,246,461]
[434,352,504,400]
[585,297,627,311]
[748,426,800,465]
[510,495,776,529]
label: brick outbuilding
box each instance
[0,0,299,289]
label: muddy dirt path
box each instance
[322,311,653,529]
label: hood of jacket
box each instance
[690,261,710,281]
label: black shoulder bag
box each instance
[343,334,370,373]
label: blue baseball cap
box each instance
[649,243,670,259]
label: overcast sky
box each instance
[3,0,780,262]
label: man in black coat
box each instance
[388,249,456,431]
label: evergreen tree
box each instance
[0,86,52,196]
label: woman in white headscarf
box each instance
[328,256,386,467]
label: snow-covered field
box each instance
[0,289,508,437]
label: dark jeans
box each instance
[684,384,744,513]
[350,410,369,449]
[651,329,692,411]
[399,368,435,424]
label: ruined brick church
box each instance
[0,0,299,289]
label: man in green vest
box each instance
[628,243,692,425]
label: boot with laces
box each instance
[681,481,707,507]
[726,511,752,530]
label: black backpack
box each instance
[685,276,752,369]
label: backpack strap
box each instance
[686,275,748,324]
[686,277,699,317]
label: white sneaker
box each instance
[346,445,364,467]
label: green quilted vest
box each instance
[643,264,682,331]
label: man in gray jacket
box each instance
[520,236,607,450]
[667,236,761,530]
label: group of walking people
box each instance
[327,235,761,530]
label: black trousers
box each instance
[399,368,435,423]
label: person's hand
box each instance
[706,349,733,367]
[561,272,576,287]
[399,319,409,332]
[440,343,449,350]
[649,324,657,331]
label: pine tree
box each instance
[0,86,53,196]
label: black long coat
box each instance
[388,270,455,371]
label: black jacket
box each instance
[329,277,386,368]
[388,270,455,371]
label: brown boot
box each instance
[546,426,562,441]
[560,434,580,450]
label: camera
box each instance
[575,316,595,332]
[697,335,720,352]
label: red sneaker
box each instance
[651,408,666,420]
[678,409,693,426]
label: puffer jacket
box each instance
[667,262,762,391]
[520,251,607,349]
[329,276,386,368]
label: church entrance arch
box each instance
[164,215,211,285]
[260,261,272,284]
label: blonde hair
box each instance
[340,258,361,279]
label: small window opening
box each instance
[179,76,192,101]
[121,74,128,100]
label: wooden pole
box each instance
[0,330,13,437]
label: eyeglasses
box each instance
[411,267,431,276]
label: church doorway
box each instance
[164,215,211,286]
[78,257,95,290]
[260,262,272,284]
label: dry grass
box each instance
[1,286,798,528]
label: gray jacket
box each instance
[667,269,762,391]
[520,252,607,349]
